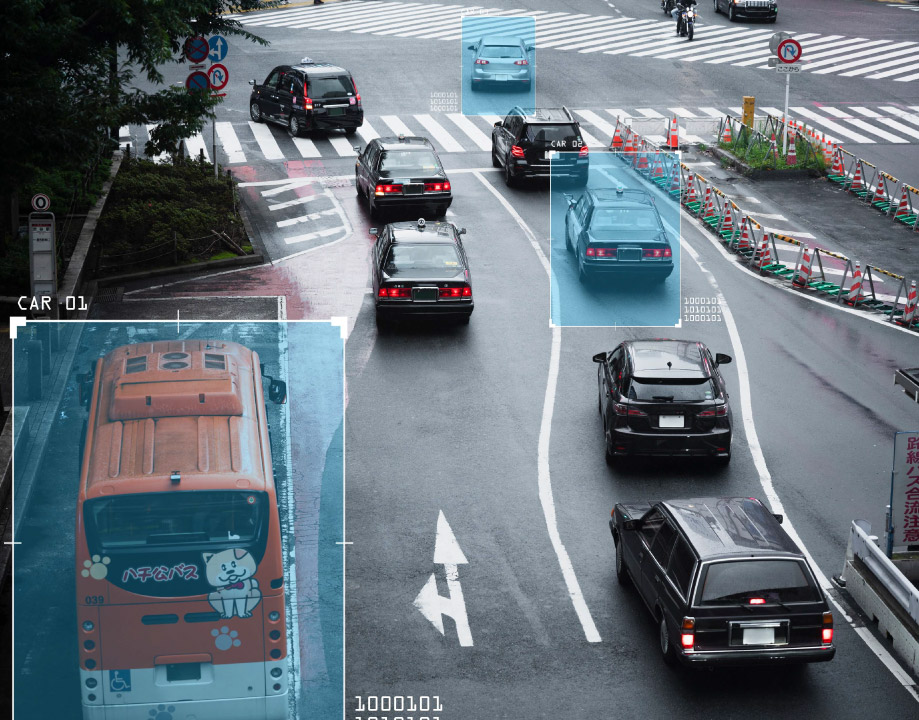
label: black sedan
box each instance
[370,218,473,324]
[593,339,732,464]
[565,187,674,283]
[355,136,452,220]
[714,0,778,22]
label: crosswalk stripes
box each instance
[131,104,919,167]
[228,2,919,82]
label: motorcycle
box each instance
[677,6,698,40]
[661,0,676,14]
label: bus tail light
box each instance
[822,612,834,644]
[681,617,695,649]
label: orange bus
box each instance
[75,340,289,719]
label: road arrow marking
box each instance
[413,511,473,647]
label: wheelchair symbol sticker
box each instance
[109,669,132,692]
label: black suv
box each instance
[248,57,363,137]
[491,106,588,187]
[611,497,835,667]
[355,136,452,219]
[593,339,732,464]
[565,187,674,283]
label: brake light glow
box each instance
[749,597,766,605]
[475,59,489,65]
[585,246,615,258]
[510,145,525,158]
[822,612,833,644]
[698,404,728,418]
[375,184,403,196]
[578,145,589,158]
[514,59,529,66]
[352,80,360,104]
[424,182,451,192]
[613,403,647,417]
[643,248,673,258]
[681,617,695,650]
[378,287,411,298]
[438,285,472,299]
[303,95,313,111]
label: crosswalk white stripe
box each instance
[805,41,910,72]
[289,4,415,30]
[329,136,358,156]
[445,113,493,151]
[811,43,918,75]
[871,117,919,141]
[839,48,919,77]
[328,5,428,32]
[790,38,881,68]
[381,115,414,136]
[278,208,340,228]
[534,16,624,45]
[374,5,471,35]
[646,135,667,145]
[698,107,724,118]
[819,106,909,142]
[184,132,210,162]
[788,107,874,144]
[728,107,743,115]
[895,71,919,82]
[869,60,919,80]
[606,109,632,121]
[436,13,550,42]
[758,107,786,118]
[575,110,618,140]
[262,3,395,28]
[576,22,677,53]
[579,128,603,147]
[292,136,321,158]
[248,121,285,160]
[284,226,343,246]
[216,122,246,164]
[704,33,821,65]
[625,25,744,57]
[239,7,345,26]
[414,114,465,153]
[636,108,665,118]
[909,107,919,113]
[657,31,773,61]
[850,107,883,118]
[538,18,649,48]
[353,4,463,33]
[480,114,503,127]
[669,108,696,117]
[390,15,463,37]
[423,10,537,39]
[878,106,919,127]
[555,20,660,52]
[357,119,381,143]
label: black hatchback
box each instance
[248,57,363,137]
[611,497,835,667]
[593,339,732,464]
[355,136,452,219]
[370,218,473,324]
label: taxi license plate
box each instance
[413,287,438,302]
[618,248,641,261]
[743,627,775,645]
[328,107,345,116]
[659,415,683,428]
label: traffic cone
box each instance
[667,117,680,149]
[623,129,635,154]
[823,137,833,166]
[786,119,795,144]
[872,173,887,205]
[771,139,779,162]
[636,143,649,172]
[686,173,698,205]
[849,161,864,192]
[831,147,844,177]
[669,164,681,194]
[758,234,773,271]
[846,261,865,304]
[895,185,910,219]
[701,187,714,218]
[793,245,814,287]
[736,217,752,253]
[611,123,623,151]
[722,121,732,144]
[720,203,734,235]
[899,280,918,326]
[786,138,797,166]
[652,150,665,178]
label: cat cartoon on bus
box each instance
[203,548,262,619]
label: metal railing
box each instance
[847,519,919,627]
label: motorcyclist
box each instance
[672,0,697,36]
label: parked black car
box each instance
[565,187,674,283]
[355,136,452,219]
[714,0,777,22]
[593,339,732,464]
[610,497,835,667]
[370,218,473,324]
[248,57,363,137]
[491,106,588,187]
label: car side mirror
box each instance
[772,513,784,524]
[564,193,574,205]
[353,145,361,154]
[592,352,607,364]
[249,79,255,86]
[526,45,535,51]
[623,519,641,531]
[715,353,732,366]
[260,365,287,404]
[369,227,378,236]
[459,228,467,235]
[467,45,476,50]
[494,121,502,128]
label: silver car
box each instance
[468,36,534,91]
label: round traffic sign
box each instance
[777,38,803,64]
[208,63,229,91]
[185,36,209,64]
[769,32,793,54]
[31,193,50,211]
[186,71,210,92]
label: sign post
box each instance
[29,195,57,313]
[889,431,919,556]
[772,36,803,156]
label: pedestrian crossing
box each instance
[124,104,919,167]
[227,1,919,82]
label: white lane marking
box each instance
[764,228,815,239]
[277,208,339,228]
[748,212,787,221]
[283,226,345,245]
[445,114,492,151]
[184,132,210,162]
[268,194,325,211]
[216,122,246,164]
[678,234,919,702]
[248,121,285,160]
[356,118,380,143]
[381,115,413,136]
[414,114,465,153]
[329,135,357,157]
[472,170,600,643]
[293,136,322,158]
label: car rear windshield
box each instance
[627,377,716,402]
[591,207,663,232]
[309,74,355,98]
[385,244,461,273]
[379,150,441,175]
[85,490,265,550]
[481,45,525,59]
[523,124,580,147]
[696,559,821,606]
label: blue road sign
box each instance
[185,36,209,64]
[186,71,209,92]
[209,35,228,63]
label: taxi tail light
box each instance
[681,617,695,650]
[514,59,529,66]
[379,287,411,298]
[303,94,313,111]
[585,246,615,258]
[424,182,451,192]
[475,59,489,65]
[375,184,403,196]
[438,285,472,299]
[822,612,833,644]
[579,145,589,157]
[510,145,525,158]
[613,403,646,417]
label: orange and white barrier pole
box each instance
[847,261,865,304]
[793,245,814,287]
[901,280,917,325]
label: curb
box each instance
[96,253,265,287]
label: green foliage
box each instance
[0,233,31,296]
[718,135,826,172]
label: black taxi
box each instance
[611,497,835,667]
[355,136,453,219]
[370,218,473,325]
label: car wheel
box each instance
[659,613,677,665]
[687,24,694,40]
[345,127,357,136]
[604,429,617,466]
[713,0,719,14]
[504,159,517,187]
[615,538,629,585]
[288,114,302,138]
[728,5,736,21]
[356,174,364,198]
[368,193,379,220]
[250,101,263,123]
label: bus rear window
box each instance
[696,559,821,606]
[86,491,265,549]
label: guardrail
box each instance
[846,519,919,627]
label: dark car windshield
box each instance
[480,44,525,59]
[696,559,821,606]
[591,207,663,232]
[385,244,461,274]
[627,377,715,402]
[379,150,441,175]
[524,124,580,147]
[309,74,355,98]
